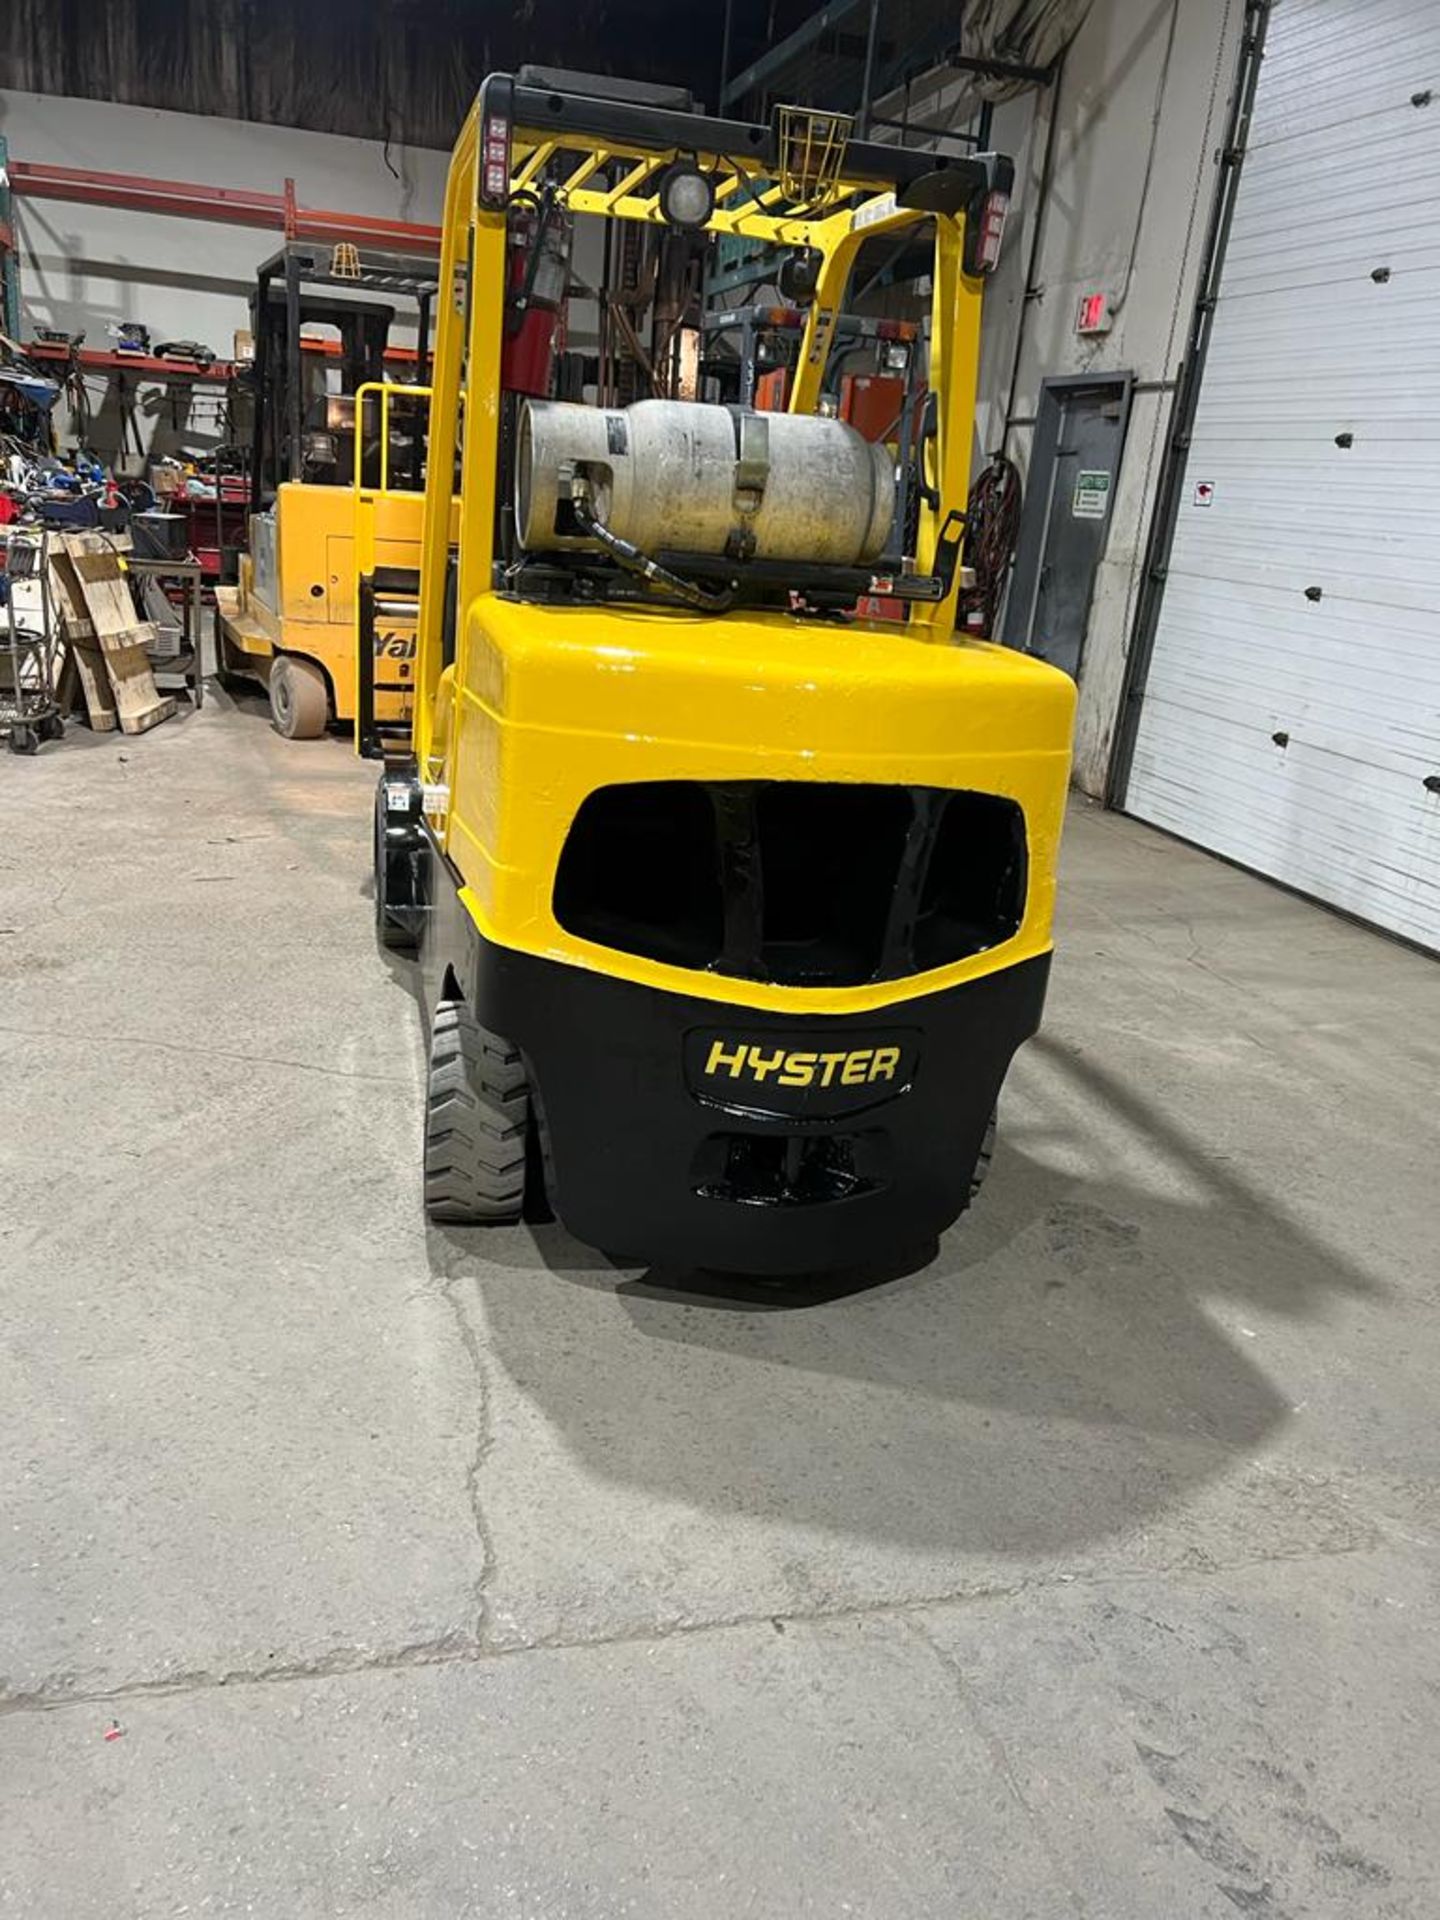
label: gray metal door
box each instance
[1003,374,1132,677]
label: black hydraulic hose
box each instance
[572,501,734,613]
[959,454,1022,633]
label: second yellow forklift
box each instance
[215,243,436,736]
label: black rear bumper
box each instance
[439,886,1049,1274]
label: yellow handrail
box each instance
[353,380,432,747]
[354,382,432,506]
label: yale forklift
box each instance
[367,71,1076,1275]
[215,243,437,736]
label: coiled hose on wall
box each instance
[958,454,1022,636]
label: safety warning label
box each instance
[1072,470,1111,519]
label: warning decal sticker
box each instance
[1072,470,1112,519]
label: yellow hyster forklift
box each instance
[366,70,1076,1274]
[216,243,437,736]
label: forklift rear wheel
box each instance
[269,655,328,739]
[424,997,529,1224]
[7,724,38,756]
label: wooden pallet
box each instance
[54,533,175,736]
[46,546,117,732]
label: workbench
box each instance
[126,554,206,709]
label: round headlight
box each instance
[658,162,715,231]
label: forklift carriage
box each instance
[369,70,1076,1275]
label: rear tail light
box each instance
[967,188,1010,274]
[478,77,514,209]
[481,116,510,205]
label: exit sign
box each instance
[1076,291,1111,335]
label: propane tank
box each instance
[501,196,573,398]
[516,398,894,565]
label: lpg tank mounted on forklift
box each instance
[366,71,1077,1275]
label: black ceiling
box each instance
[0,0,868,151]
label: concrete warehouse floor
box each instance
[1,695,1437,1919]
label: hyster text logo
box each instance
[704,1039,902,1089]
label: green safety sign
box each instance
[1072,469,1112,519]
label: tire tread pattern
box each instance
[424,999,528,1224]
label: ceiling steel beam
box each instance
[9,162,440,252]
[23,338,427,380]
[720,0,869,106]
[865,114,979,147]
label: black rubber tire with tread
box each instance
[424,998,529,1224]
[268,654,329,739]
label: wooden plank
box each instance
[106,642,176,735]
[60,533,157,650]
[47,548,95,640]
[69,643,121,731]
[93,622,162,660]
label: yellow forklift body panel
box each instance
[219,482,425,720]
[213,553,278,659]
[444,592,1075,1016]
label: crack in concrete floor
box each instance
[0,1534,1389,1721]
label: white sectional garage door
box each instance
[1124,0,1440,951]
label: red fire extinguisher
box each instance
[502,187,573,398]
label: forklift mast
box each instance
[247,243,439,509]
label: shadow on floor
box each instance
[426,1029,1385,1558]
